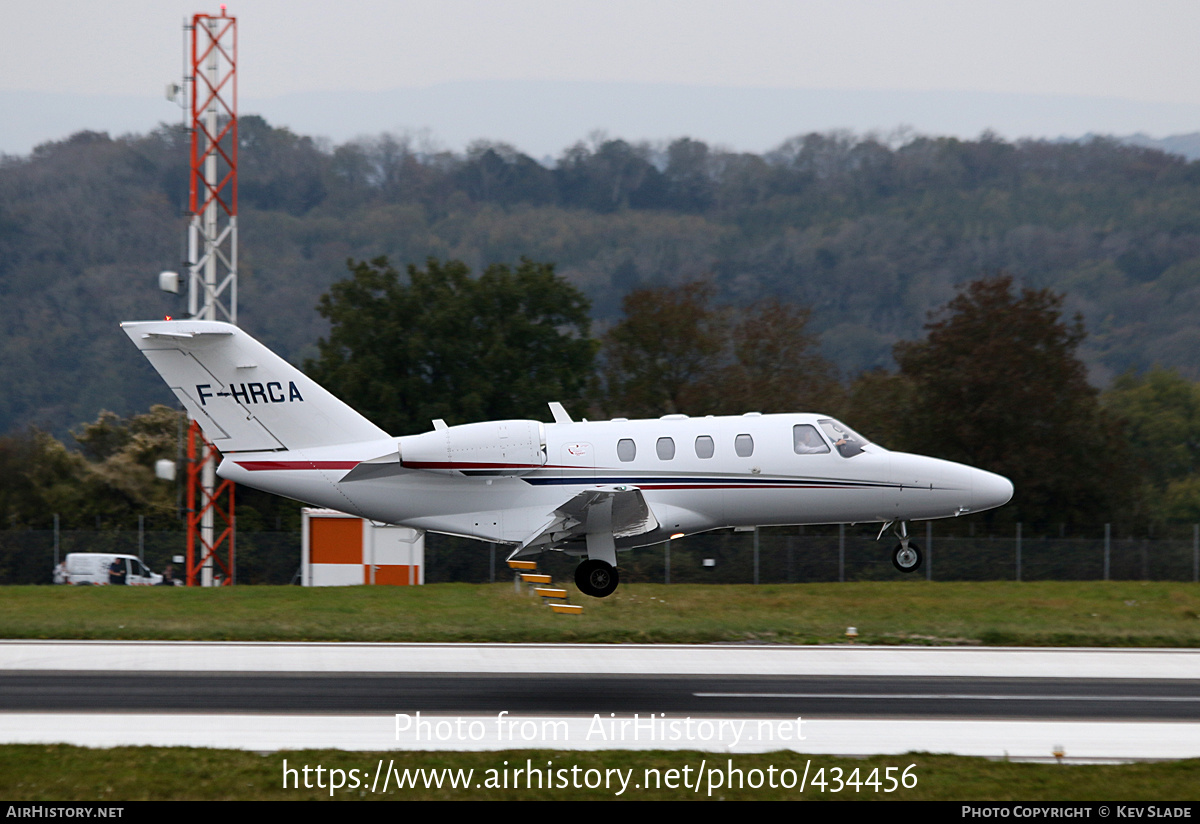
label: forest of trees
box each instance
[4,261,1199,537]
[4,118,1200,536]
[4,119,1200,439]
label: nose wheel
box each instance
[575,559,619,598]
[892,541,922,573]
[882,520,923,573]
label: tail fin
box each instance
[122,320,389,452]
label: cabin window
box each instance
[656,437,675,460]
[735,434,754,457]
[617,438,636,462]
[818,418,869,458]
[695,435,715,459]
[793,424,830,454]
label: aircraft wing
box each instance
[512,485,660,556]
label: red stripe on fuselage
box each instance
[235,460,360,471]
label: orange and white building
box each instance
[300,508,425,586]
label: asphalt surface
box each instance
[3,672,1199,720]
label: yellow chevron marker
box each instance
[534,587,568,598]
[507,560,538,570]
[550,603,583,615]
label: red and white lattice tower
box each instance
[184,8,237,586]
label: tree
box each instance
[721,298,841,415]
[0,406,182,530]
[305,257,595,434]
[0,429,83,529]
[597,283,727,417]
[893,273,1129,526]
[1103,368,1200,523]
[839,368,914,449]
[457,141,556,206]
[597,283,839,418]
[663,138,715,211]
[238,115,329,214]
[554,138,663,211]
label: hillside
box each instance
[2,118,1200,437]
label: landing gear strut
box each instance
[575,559,619,598]
[889,521,923,573]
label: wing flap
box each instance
[510,485,660,556]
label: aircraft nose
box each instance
[972,468,1014,512]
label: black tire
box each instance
[575,559,619,598]
[893,541,922,573]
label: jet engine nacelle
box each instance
[399,419,546,474]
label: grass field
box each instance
[0,580,1197,646]
[0,746,1197,801]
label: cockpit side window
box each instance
[793,424,830,454]
[818,419,869,458]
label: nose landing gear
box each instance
[893,541,922,573]
[885,521,923,573]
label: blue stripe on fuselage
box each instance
[522,475,897,488]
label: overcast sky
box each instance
[4,1,1200,154]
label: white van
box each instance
[61,553,166,586]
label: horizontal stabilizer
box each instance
[339,449,409,482]
[140,329,233,341]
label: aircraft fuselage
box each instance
[218,412,1013,552]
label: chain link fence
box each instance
[0,529,301,585]
[418,525,1200,586]
[3,523,1198,585]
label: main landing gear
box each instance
[575,559,619,598]
[887,521,923,573]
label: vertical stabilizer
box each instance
[122,320,389,452]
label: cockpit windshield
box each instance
[817,419,870,458]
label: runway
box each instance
[1,641,1197,760]
[4,672,1200,720]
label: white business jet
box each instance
[122,319,1013,597]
